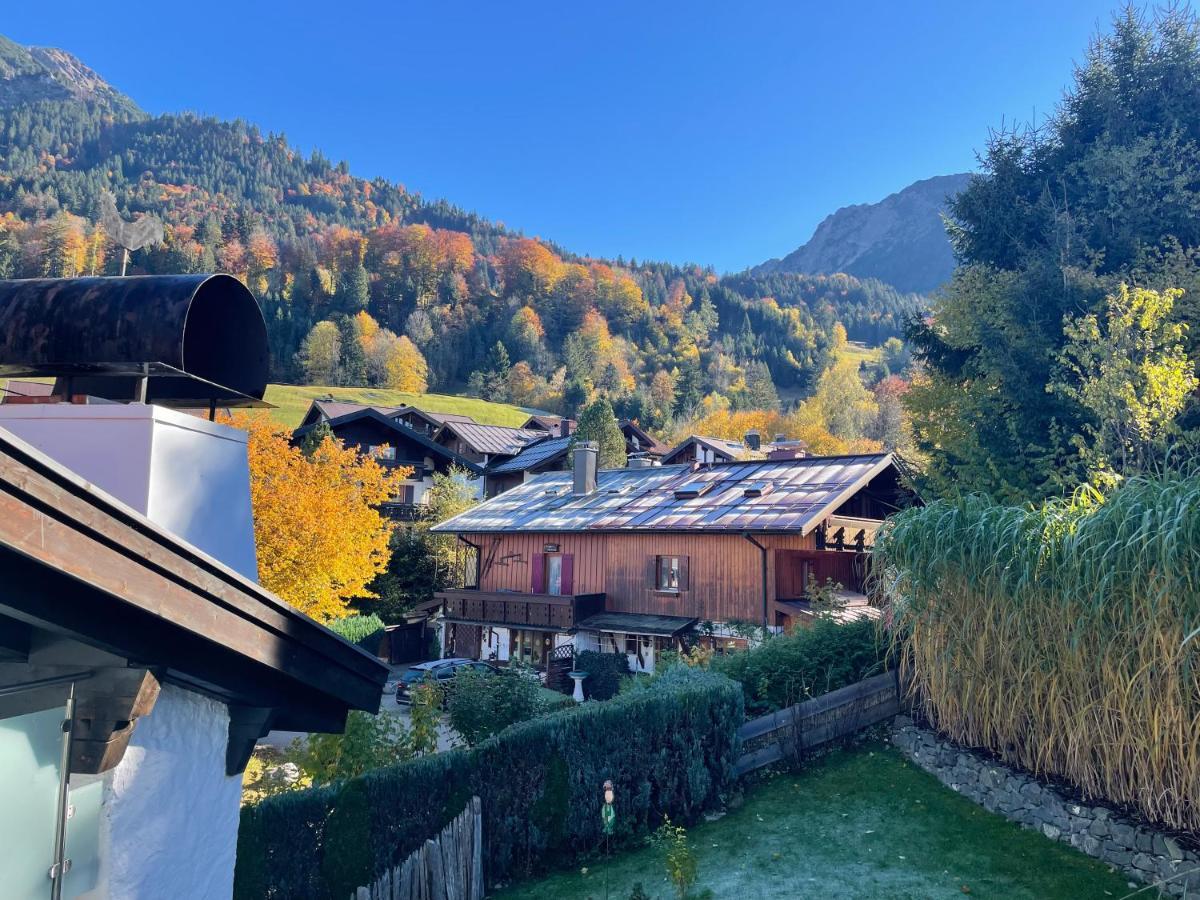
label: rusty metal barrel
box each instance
[0,274,269,404]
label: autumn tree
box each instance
[230,414,405,621]
[384,335,429,392]
[297,320,342,384]
[1051,285,1197,481]
[508,306,546,363]
[367,469,477,621]
[506,360,539,405]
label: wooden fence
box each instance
[352,797,483,900]
[734,670,900,776]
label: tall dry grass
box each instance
[874,475,1200,832]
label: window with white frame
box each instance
[654,555,687,592]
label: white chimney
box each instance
[0,404,259,580]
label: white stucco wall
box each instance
[81,684,242,900]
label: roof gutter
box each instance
[742,532,769,630]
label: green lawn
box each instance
[494,743,1132,900]
[262,383,538,429]
[836,340,883,370]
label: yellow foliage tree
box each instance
[228,414,406,621]
[384,335,429,392]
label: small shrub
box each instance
[652,817,698,899]
[714,618,887,716]
[447,665,544,746]
[326,613,386,654]
[576,650,631,700]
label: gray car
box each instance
[394,657,499,704]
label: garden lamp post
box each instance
[601,779,616,900]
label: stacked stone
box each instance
[891,716,1199,897]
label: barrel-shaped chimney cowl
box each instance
[0,274,269,404]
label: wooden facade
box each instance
[459,530,866,625]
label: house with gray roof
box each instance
[432,444,916,676]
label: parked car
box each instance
[395,657,498,704]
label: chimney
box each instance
[560,419,572,438]
[628,455,656,469]
[573,441,598,495]
[0,275,270,581]
[0,404,259,579]
[744,430,761,451]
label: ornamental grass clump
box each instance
[873,474,1200,831]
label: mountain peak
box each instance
[0,35,141,116]
[755,173,972,295]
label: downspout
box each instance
[742,533,769,632]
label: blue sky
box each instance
[7,1,1117,271]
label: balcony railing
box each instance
[436,589,606,631]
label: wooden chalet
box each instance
[297,398,474,437]
[483,434,573,498]
[292,407,483,518]
[662,433,748,465]
[620,419,670,460]
[522,413,574,435]
[433,445,916,675]
[433,419,550,467]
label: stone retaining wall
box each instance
[891,715,1199,897]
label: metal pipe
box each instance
[742,533,770,631]
[50,680,77,900]
[0,274,269,402]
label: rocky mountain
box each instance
[755,173,972,295]
[0,35,142,116]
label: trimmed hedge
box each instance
[575,649,630,700]
[326,614,385,655]
[714,618,888,717]
[236,668,742,898]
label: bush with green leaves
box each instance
[284,681,441,789]
[575,649,631,700]
[651,817,698,900]
[235,667,743,898]
[446,665,545,746]
[325,613,385,654]
[714,618,888,717]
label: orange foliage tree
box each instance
[227,414,407,621]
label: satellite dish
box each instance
[100,191,164,275]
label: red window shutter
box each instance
[679,556,690,591]
[649,556,660,588]
[561,554,574,595]
[531,553,546,593]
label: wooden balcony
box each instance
[436,589,606,631]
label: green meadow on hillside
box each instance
[263,384,537,429]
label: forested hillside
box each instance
[0,34,918,430]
